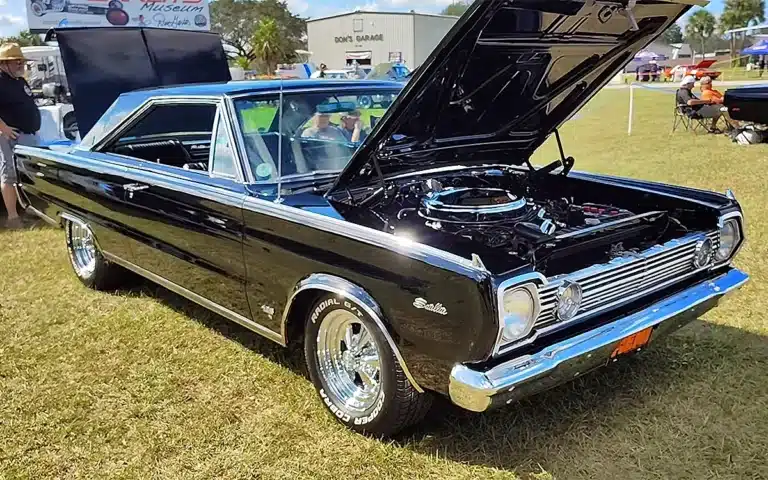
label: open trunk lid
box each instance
[54,27,231,138]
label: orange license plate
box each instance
[611,327,654,359]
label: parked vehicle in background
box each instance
[16,2,749,438]
[365,62,411,82]
[670,60,722,81]
[23,45,79,142]
[310,69,353,79]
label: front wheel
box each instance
[304,294,432,436]
[64,219,126,290]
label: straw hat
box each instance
[0,43,27,62]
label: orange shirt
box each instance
[701,88,724,104]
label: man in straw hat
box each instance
[0,42,40,229]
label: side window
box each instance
[105,103,216,170]
[210,112,238,178]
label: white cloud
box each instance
[286,0,309,14]
[0,0,7,6]
[353,1,380,11]
[0,14,25,28]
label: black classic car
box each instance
[15,1,748,437]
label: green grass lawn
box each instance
[2,88,767,479]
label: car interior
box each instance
[102,95,387,181]
[105,104,217,172]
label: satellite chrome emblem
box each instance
[413,297,448,316]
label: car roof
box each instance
[122,79,403,99]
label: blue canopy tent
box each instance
[742,39,768,55]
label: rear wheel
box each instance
[64,219,126,290]
[304,293,432,436]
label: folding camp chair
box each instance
[671,104,712,134]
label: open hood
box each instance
[692,59,717,69]
[54,27,231,137]
[328,0,697,194]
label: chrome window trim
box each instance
[226,87,403,186]
[208,106,245,183]
[90,95,224,153]
[280,273,424,393]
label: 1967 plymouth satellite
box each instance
[16,0,748,436]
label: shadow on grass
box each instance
[114,279,768,477]
[117,279,309,376]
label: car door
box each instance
[101,100,251,319]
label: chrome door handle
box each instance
[123,183,149,199]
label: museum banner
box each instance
[26,0,210,34]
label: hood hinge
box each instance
[619,0,639,31]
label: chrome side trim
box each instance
[27,204,59,227]
[242,197,481,274]
[281,273,424,393]
[102,252,285,345]
[13,183,30,210]
[60,212,105,251]
[450,268,749,412]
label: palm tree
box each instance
[685,9,717,61]
[720,0,766,63]
[251,17,282,75]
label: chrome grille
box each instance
[535,231,720,329]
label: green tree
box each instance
[441,1,471,16]
[660,23,684,44]
[719,0,765,62]
[685,9,717,61]
[210,0,305,66]
[1,30,44,47]
[251,17,282,74]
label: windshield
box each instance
[233,88,401,182]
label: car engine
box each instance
[341,168,682,275]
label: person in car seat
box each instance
[339,109,369,143]
[0,43,41,229]
[301,109,346,141]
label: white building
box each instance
[306,10,459,70]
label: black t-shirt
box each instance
[676,88,701,115]
[0,72,41,134]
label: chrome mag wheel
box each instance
[68,222,97,278]
[315,310,382,414]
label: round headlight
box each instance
[500,287,536,342]
[716,218,741,262]
[556,281,583,321]
[693,238,713,269]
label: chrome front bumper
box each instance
[449,268,749,412]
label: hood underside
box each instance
[329,0,693,194]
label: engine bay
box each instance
[334,167,708,276]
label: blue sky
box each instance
[0,0,729,39]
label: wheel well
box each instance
[283,289,326,347]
